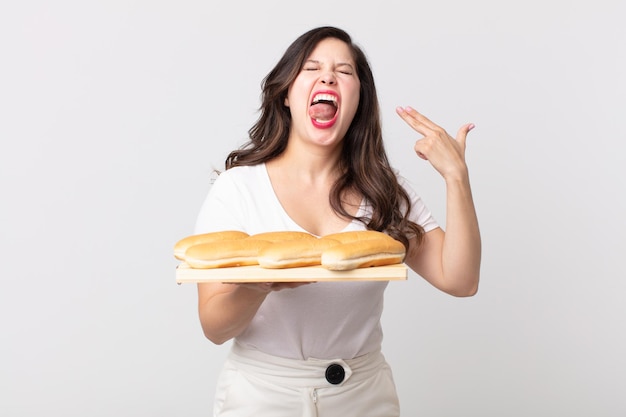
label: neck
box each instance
[270,142,343,185]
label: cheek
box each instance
[286,89,311,117]
[346,89,361,119]
[285,85,295,107]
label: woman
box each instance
[193,26,481,416]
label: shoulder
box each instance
[211,164,266,190]
[394,171,439,232]
[217,164,264,180]
[194,164,267,234]
[393,171,418,198]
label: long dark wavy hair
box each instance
[225,26,424,249]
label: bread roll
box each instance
[321,230,395,244]
[247,231,317,243]
[174,230,249,260]
[321,237,406,271]
[258,237,340,269]
[184,239,270,269]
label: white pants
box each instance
[213,342,400,417]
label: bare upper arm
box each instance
[404,227,445,290]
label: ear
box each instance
[284,96,289,107]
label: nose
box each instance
[320,71,336,85]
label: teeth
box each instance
[312,93,337,106]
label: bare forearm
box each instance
[441,174,481,296]
[395,107,481,295]
[198,284,268,344]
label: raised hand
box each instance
[395,106,474,181]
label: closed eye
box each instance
[301,61,355,75]
[336,64,355,75]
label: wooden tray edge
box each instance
[175,263,408,283]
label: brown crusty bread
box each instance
[321,230,396,244]
[321,237,406,271]
[179,229,405,271]
[184,239,270,269]
[247,231,317,243]
[173,230,249,260]
[258,237,340,269]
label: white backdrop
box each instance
[1,1,625,416]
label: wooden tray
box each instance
[175,262,408,283]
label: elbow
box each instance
[200,323,234,346]
[442,275,480,297]
[451,284,479,297]
[204,333,229,346]
[203,330,232,346]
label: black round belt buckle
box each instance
[325,363,345,385]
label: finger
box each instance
[414,139,430,161]
[271,281,314,291]
[259,282,274,292]
[455,123,475,149]
[416,151,428,161]
[403,106,441,130]
[396,106,440,131]
[396,106,436,136]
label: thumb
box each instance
[455,123,475,148]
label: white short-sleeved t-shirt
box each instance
[194,163,438,360]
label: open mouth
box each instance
[309,93,338,125]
